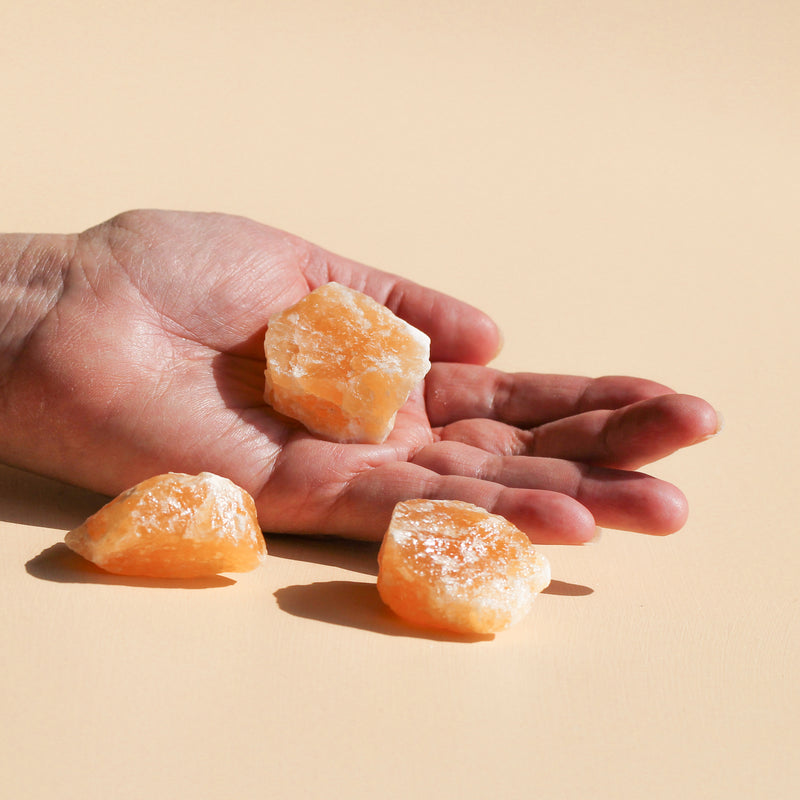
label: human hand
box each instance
[0,210,719,543]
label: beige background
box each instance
[1,1,798,798]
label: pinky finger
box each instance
[338,461,596,545]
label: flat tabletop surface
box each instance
[2,3,798,798]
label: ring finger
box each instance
[411,440,688,534]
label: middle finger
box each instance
[436,393,719,469]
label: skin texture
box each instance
[0,210,720,543]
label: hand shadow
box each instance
[26,543,235,589]
[274,580,494,642]
[0,463,108,530]
[266,533,380,577]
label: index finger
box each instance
[301,246,502,365]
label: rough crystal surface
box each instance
[263,282,431,444]
[377,499,551,634]
[64,472,267,577]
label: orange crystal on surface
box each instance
[263,282,431,444]
[377,499,551,634]
[64,472,267,578]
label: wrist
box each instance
[0,232,77,475]
[0,232,75,377]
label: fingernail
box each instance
[492,326,505,360]
[583,527,603,545]
[697,409,724,443]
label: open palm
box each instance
[20,210,718,543]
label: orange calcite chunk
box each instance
[64,472,267,578]
[264,282,431,444]
[377,500,551,634]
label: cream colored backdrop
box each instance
[1,2,798,798]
